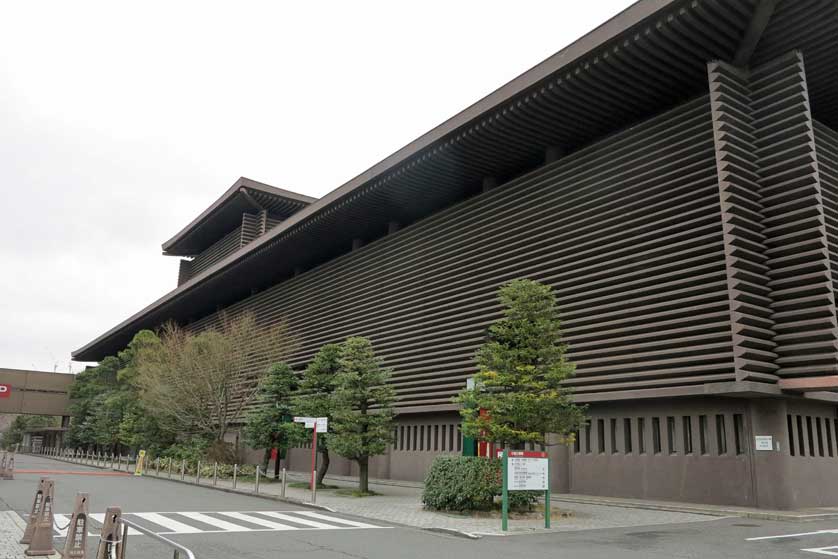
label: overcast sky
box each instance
[0,1,636,373]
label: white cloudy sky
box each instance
[0,0,635,373]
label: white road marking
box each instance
[747,530,838,541]
[53,514,70,537]
[177,512,252,532]
[803,547,838,556]
[257,511,346,529]
[218,511,298,530]
[89,513,142,535]
[296,510,381,528]
[133,512,204,534]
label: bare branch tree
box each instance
[134,312,298,443]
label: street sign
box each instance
[507,451,549,490]
[755,436,774,451]
[134,450,147,476]
[315,417,328,433]
[0,384,10,398]
[501,449,550,531]
[293,416,316,428]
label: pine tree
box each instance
[456,279,587,447]
[244,362,306,475]
[293,343,340,486]
[329,337,396,494]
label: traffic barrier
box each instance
[60,493,89,559]
[2,451,15,480]
[23,479,55,556]
[96,507,124,559]
[20,478,48,544]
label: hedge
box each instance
[422,456,541,512]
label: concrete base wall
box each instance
[275,398,838,509]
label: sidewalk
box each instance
[0,510,58,559]
[32,453,833,538]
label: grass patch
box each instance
[334,488,379,498]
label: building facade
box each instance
[74,0,838,509]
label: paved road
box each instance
[5,454,838,558]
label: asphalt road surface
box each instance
[4,454,838,558]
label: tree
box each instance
[329,337,396,494]
[293,343,340,486]
[455,279,587,448]
[1,415,57,449]
[135,312,298,444]
[244,362,306,476]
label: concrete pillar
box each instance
[747,398,793,509]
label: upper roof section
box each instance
[162,177,317,256]
[73,0,838,362]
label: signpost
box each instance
[501,449,550,531]
[293,416,328,503]
[134,450,146,476]
[0,384,10,398]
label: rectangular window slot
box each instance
[817,418,825,457]
[797,416,805,456]
[652,418,662,454]
[716,415,727,455]
[826,420,834,457]
[434,425,439,451]
[624,418,633,454]
[610,418,618,454]
[638,418,646,454]
[574,430,581,454]
[699,415,708,455]
[787,415,795,457]
[683,416,693,454]
[585,423,592,454]
[734,414,745,455]
[598,419,606,454]
[807,416,815,457]
[667,416,676,455]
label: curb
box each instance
[421,527,482,539]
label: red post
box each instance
[310,429,317,490]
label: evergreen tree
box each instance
[293,343,340,487]
[329,337,396,494]
[244,362,306,476]
[456,279,587,447]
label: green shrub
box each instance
[422,456,541,512]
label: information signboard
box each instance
[507,451,549,490]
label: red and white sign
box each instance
[506,450,548,491]
[0,384,10,398]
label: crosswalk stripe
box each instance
[257,511,344,529]
[218,512,298,531]
[133,512,203,534]
[296,511,381,529]
[178,512,252,532]
[90,513,142,535]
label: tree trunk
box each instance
[316,449,330,487]
[274,448,281,478]
[358,458,369,493]
[262,448,271,472]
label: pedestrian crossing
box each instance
[53,510,388,537]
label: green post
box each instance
[501,449,509,532]
[545,453,551,529]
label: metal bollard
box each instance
[156,457,160,477]
[281,468,287,498]
[213,462,218,486]
[168,458,173,479]
[180,459,185,481]
[196,461,202,485]
[233,464,238,489]
[255,465,261,494]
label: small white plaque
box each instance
[755,435,773,451]
[315,417,328,433]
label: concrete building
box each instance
[74,0,838,509]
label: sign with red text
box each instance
[507,451,548,491]
[0,384,10,398]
